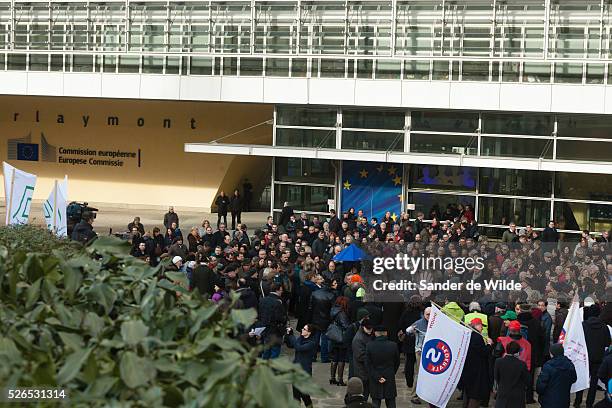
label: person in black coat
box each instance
[575,306,612,408]
[71,213,97,244]
[494,341,530,408]
[517,303,545,403]
[235,279,258,310]
[257,283,287,359]
[310,280,336,363]
[460,318,493,408]
[397,297,422,389]
[328,209,341,235]
[191,262,217,296]
[285,324,317,407]
[365,326,400,408]
[215,191,230,228]
[278,202,294,230]
[595,348,612,408]
[536,343,577,408]
[229,189,243,230]
[163,206,179,230]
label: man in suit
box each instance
[365,325,400,408]
[494,340,530,408]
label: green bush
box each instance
[0,226,324,407]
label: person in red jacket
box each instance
[495,320,532,372]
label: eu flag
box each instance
[16,143,39,161]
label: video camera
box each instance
[66,201,98,237]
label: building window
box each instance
[276,106,336,127]
[273,184,334,213]
[409,165,477,192]
[275,158,335,185]
[342,131,403,151]
[479,169,552,198]
[478,197,550,228]
[275,128,336,149]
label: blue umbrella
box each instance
[333,243,370,262]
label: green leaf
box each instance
[120,320,148,346]
[230,308,257,328]
[120,351,156,388]
[165,271,189,288]
[21,254,44,282]
[57,347,92,384]
[62,260,82,300]
[246,365,291,407]
[58,332,84,351]
[88,236,130,255]
[82,312,105,338]
[25,278,42,309]
[86,377,117,398]
[88,283,117,315]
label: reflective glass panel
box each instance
[479,168,552,197]
[409,165,477,191]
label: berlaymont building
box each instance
[0,0,610,238]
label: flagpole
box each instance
[6,168,15,225]
[52,179,58,234]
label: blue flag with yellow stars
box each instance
[341,161,402,221]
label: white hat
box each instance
[172,256,183,265]
[187,261,196,269]
[584,297,595,307]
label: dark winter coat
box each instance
[235,287,257,310]
[494,355,530,408]
[553,307,568,343]
[488,314,504,343]
[598,348,612,388]
[517,311,545,368]
[536,355,577,408]
[344,394,373,408]
[583,316,612,364]
[71,220,97,244]
[365,336,400,400]
[229,194,243,212]
[191,264,217,296]
[460,331,492,400]
[215,195,230,215]
[329,215,341,235]
[352,327,373,382]
[257,292,287,338]
[278,206,294,229]
[296,280,318,329]
[163,211,179,229]
[398,308,421,354]
[285,334,317,375]
[330,306,351,346]
[309,286,336,331]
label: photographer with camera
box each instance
[71,210,97,244]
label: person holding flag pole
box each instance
[415,304,474,408]
[558,295,591,400]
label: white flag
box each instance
[3,162,37,225]
[560,296,589,393]
[43,176,68,237]
[416,305,472,407]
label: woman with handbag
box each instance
[329,296,351,386]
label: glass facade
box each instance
[273,105,612,234]
[1,1,612,84]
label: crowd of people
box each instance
[104,198,612,408]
